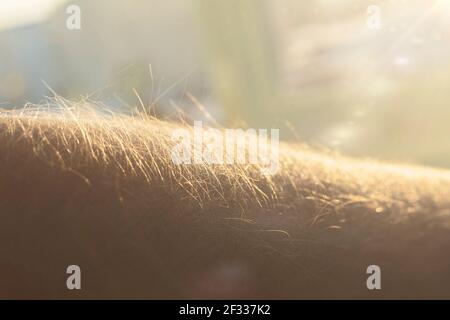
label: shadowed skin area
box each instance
[0,107,449,299]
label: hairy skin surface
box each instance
[0,107,449,299]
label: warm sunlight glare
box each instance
[0,0,66,31]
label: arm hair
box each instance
[1,107,449,298]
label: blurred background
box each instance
[1,0,450,168]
